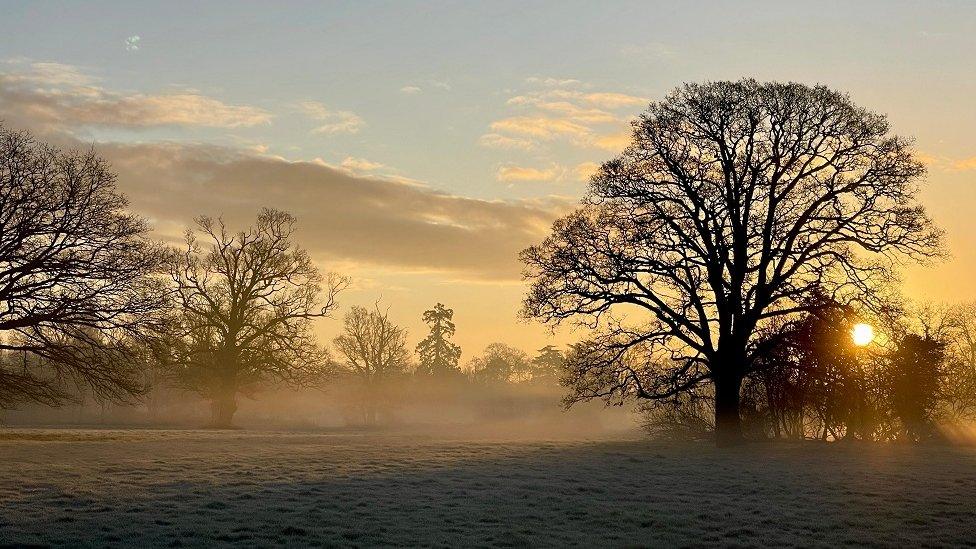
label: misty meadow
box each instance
[2,2,976,547]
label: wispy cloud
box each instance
[480,79,645,153]
[298,101,364,134]
[489,116,591,141]
[525,76,582,87]
[478,133,537,151]
[951,156,976,171]
[574,161,600,181]
[0,61,271,130]
[340,156,386,173]
[912,151,976,172]
[400,85,422,94]
[496,163,565,182]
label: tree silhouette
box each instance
[750,304,869,440]
[415,303,462,377]
[884,332,947,441]
[531,345,564,384]
[0,126,169,407]
[942,303,976,419]
[522,80,943,445]
[333,305,410,426]
[467,343,531,384]
[168,209,346,427]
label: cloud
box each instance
[505,97,618,124]
[340,156,386,172]
[478,133,536,151]
[912,152,976,172]
[951,157,976,171]
[496,164,564,182]
[574,161,600,181]
[125,35,141,51]
[489,116,590,141]
[89,141,568,280]
[400,80,451,94]
[0,61,271,130]
[525,76,582,87]
[591,131,632,151]
[298,101,364,134]
[580,92,647,109]
[481,81,645,153]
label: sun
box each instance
[851,323,875,347]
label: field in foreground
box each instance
[1,429,975,547]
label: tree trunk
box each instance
[210,390,238,428]
[714,372,744,447]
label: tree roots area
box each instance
[1,429,974,547]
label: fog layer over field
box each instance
[0,379,639,439]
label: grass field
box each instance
[1,428,975,547]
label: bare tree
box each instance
[0,126,169,407]
[169,209,346,427]
[942,302,976,419]
[521,80,943,445]
[467,343,532,384]
[333,305,410,426]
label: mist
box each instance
[0,378,639,441]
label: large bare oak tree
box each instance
[0,126,169,407]
[169,209,346,427]
[521,80,943,445]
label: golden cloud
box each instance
[496,164,564,182]
[481,82,644,154]
[0,62,272,129]
[93,141,569,280]
[489,116,591,140]
[298,101,364,134]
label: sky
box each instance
[1,0,975,359]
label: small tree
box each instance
[0,126,169,407]
[468,343,532,384]
[415,303,462,377]
[522,80,943,445]
[943,303,976,419]
[333,305,410,425]
[884,333,947,441]
[169,209,346,427]
[531,345,565,384]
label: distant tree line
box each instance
[0,128,564,428]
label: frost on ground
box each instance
[1,429,975,547]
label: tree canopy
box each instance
[415,303,462,377]
[522,80,943,444]
[168,209,346,426]
[0,126,169,407]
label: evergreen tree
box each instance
[415,303,462,377]
[531,345,565,383]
